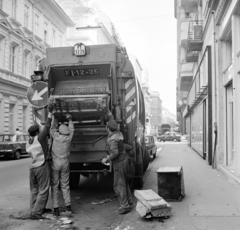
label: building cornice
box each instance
[0,9,9,18]
[215,0,231,25]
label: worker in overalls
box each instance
[102,119,133,215]
[26,98,55,220]
[50,114,74,216]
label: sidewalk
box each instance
[116,142,240,230]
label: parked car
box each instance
[157,132,181,142]
[0,133,29,159]
[145,135,157,159]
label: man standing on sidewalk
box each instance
[102,119,133,215]
[50,114,74,216]
[26,98,55,220]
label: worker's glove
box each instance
[48,97,56,113]
[66,114,72,120]
[101,156,110,164]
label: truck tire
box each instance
[133,176,143,189]
[70,172,80,189]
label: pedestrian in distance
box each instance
[15,128,22,135]
[26,97,56,220]
[12,128,22,142]
[102,119,134,215]
[50,114,74,216]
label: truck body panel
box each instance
[31,44,149,188]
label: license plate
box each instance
[74,43,86,56]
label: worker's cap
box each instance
[107,119,118,131]
[28,124,39,137]
[59,124,70,135]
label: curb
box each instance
[219,164,240,189]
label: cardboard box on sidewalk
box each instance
[134,189,172,218]
[157,166,185,201]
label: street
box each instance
[2,138,240,230]
[0,142,164,230]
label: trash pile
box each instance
[42,213,74,229]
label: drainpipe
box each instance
[211,10,218,168]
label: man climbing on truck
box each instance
[50,114,74,216]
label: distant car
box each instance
[145,135,157,159]
[0,133,29,159]
[158,132,181,142]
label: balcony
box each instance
[187,21,203,52]
[180,0,198,13]
[180,21,189,47]
[180,73,193,92]
[186,51,199,62]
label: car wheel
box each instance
[152,153,156,159]
[173,139,176,142]
[14,150,21,160]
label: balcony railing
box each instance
[187,20,203,52]
[186,51,199,62]
[187,46,210,112]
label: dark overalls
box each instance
[107,131,133,209]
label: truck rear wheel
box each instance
[132,176,143,189]
[70,172,80,189]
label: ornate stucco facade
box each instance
[0,0,73,133]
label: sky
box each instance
[93,0,177,115]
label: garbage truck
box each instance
[30,43,150,188]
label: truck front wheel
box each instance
[69,172,80,189]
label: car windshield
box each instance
[12,134,29,142]
[0,135,13,142]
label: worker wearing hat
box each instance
[50,114,74,216]
[26,97,56,220]
[102,119,133,215]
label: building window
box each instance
[22,106,27,132]
[52,29,55,46]
[35,56,40,71]
[59,35,62,46]
[34,14,39,35]
[226,37,232,65]
[24,4,29,28]
[44,22,48,43]
[9,104,15,133]
[0,37,4,68]
[23,51,30,77]
[12,0,17,19]
[9,45,16,73]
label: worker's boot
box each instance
[54,208,59,216]
[66,205,72,213]
[60,205,72,216]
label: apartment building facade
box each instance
[175,0,240,180]
[0,0,74,133]
[56,0,123,46]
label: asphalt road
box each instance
[0,156,31,196]
[0,141,172,230]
